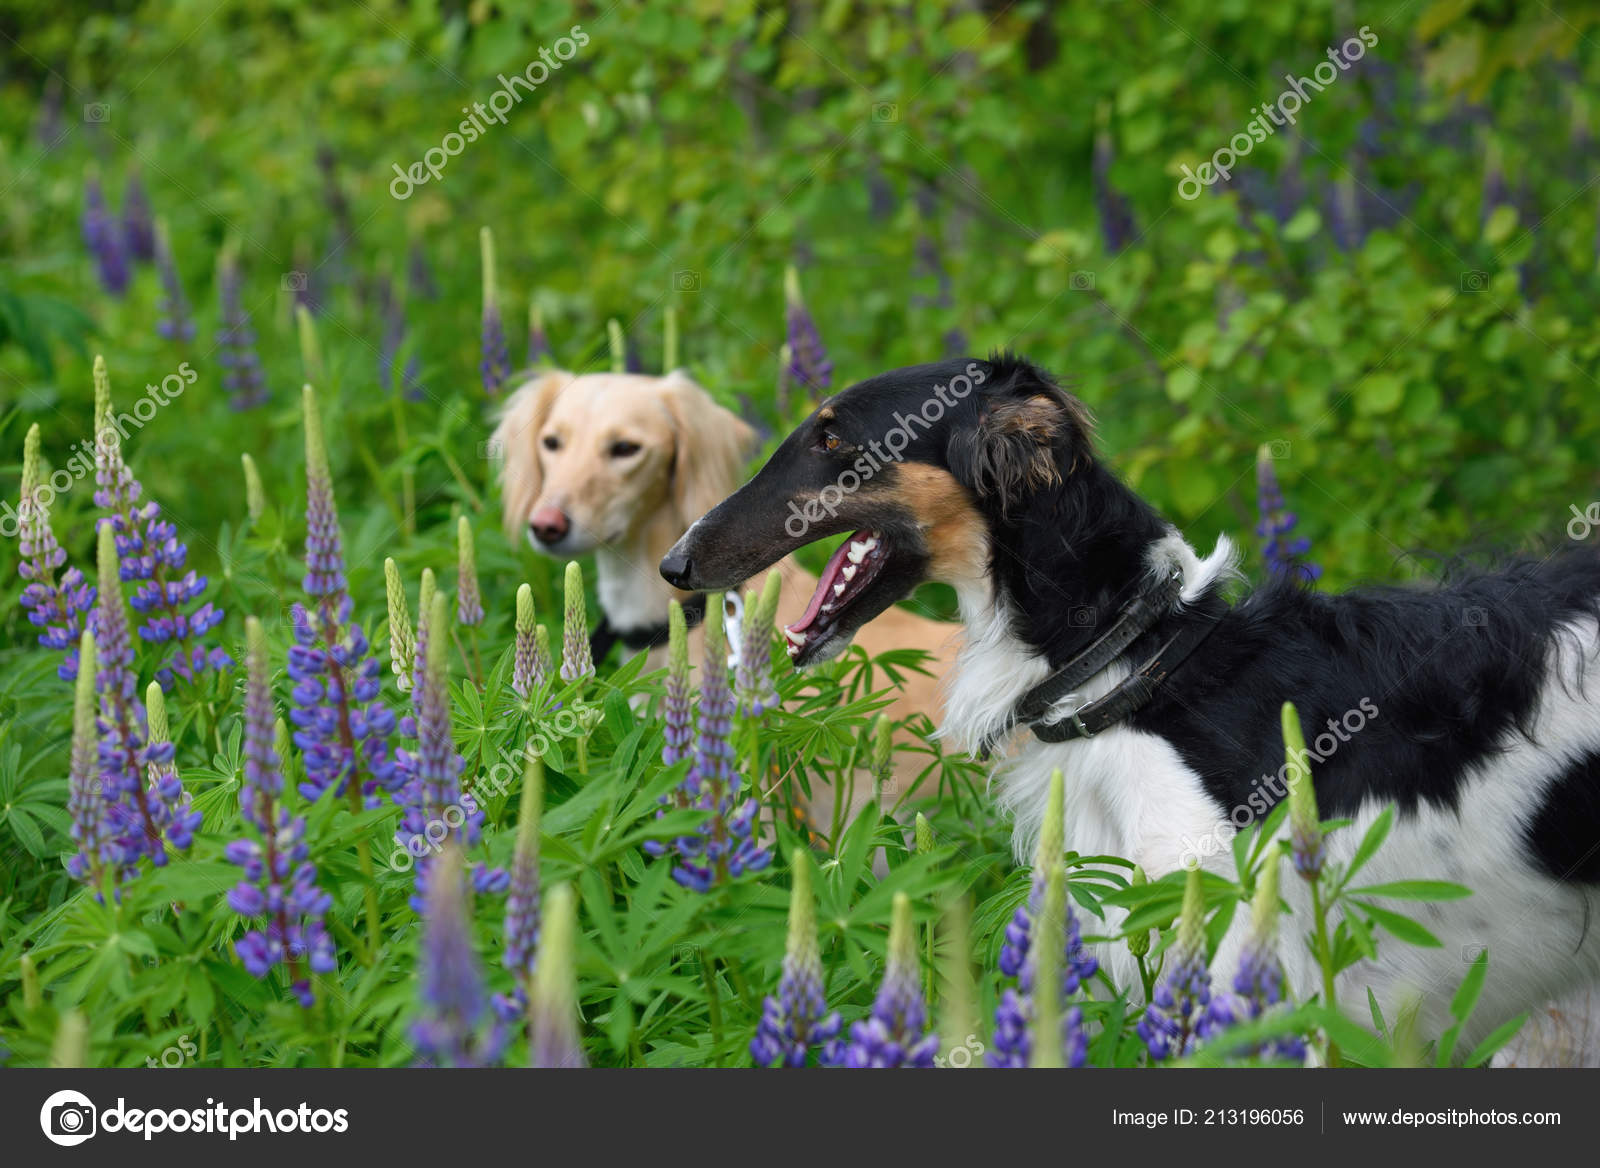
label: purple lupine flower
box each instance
[91,357,228,687]
[989,773,1096,1068]
[838,893,939,1068]
[1093,115,1136,254]
[412,845,505,1066]
[661,602,693,766]
[377,274,425,401]
[511,585,540,699]
[227,617,336,1006]
[783,265,832,395]
[529,884,585,1067]
[153,220,196,342]
[82,173,129,295]
[1256,445,1320,583]
[395,593,504,907]
[734,570,782,716]
[216,249,269,410]
[92,524,197,873]
[287,388,399,808]
[65,632,108,887]
[18,425,95,681]
[1138,866,1213,1061]
[752,850,842,1067]
[1200,853,1306,1061]
[120,170,155,264]
[659,595,771,892]
[491,753,544,1025]
[408,240,438,300]
[479,227,511,395]
[457,518,483,627]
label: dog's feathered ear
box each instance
[660,371,758,527]
[946,387,1091,509]
[492,369,574,540]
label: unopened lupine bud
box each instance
[871,713,892,780]
[1036,768,1065,873]
[1252,849,1282,942]
[938,897,977,1068]
[1282,702,1324,879]
[914,812,935,855]
[560,561,593,683]
[52,1010,88,1068]
[479,227,509,395]
[533,625,553,689]
[512,583,537,697]
[241,453,265,522]
[20,953,41,1010]
[65,631,104,886]
[607,318,626,374]
[1030,861,1068,1068]
[735,569,782,715]
[527,301,549,367]
[662,305,678,371]
[295,304,325,387]
[457,517,483,627]
[529,883,585,1068]
[385,558,415,692]
[1126,865,1152,958]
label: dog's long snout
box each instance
[529,505,570,546]
[659,545,693,589]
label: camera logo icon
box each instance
[83,103,110,123]
[281,271,309,293]
[672,270,700,292]
[871,102,899,123]
[40,1089,97,1147]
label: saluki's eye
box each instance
[542,435,561,452]
[609,440,642,459]
[822,432,842,452]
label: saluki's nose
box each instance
[659,547,693,589]
[529,505,570,546]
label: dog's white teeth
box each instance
[862,537,879,554]
[783,628,807,647]
[786,641,799,658]
[833,581,847,597]
[822,602,836,614]
[841,565,858,582]
[847,543,867,564]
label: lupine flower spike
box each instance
[121,169,155,263]
[938,897,979,1068]
[227,617,335,1006]
[662,305,679,371]
[1027,861,1089,1067]
[216,246,268,410]
[607,318,626,374]
[457,517,484,627]
[414,567,437,691]
[94,355,229,686]
[153,219,196,342]
[1138,865,1213,1061]
[385,558,415,693]
[493,751,545,1025]
[412,844,505,1066]
[1201,851,1306,1061]
[559,561,593,684]
[65,632,106,888]
[661,600,692,766]
[94,524,195,872]
[775,341,794,419]
[1282,702,1324,880]
[1092,101,1136,254]
[1126,865,1152,961]
[287,385,399,807]
[18,424,95,680]
[1256,445,1321,583]
[240,453,266,523]
[144,681,192,833]
[783,265,833,397]
[527,301,550,367]
[295,304,326,388]
[752,849,842,1067]
[82,171,129,295]
[511,584,543,698]
[839,893,939,1067]
[529,883,586,1067]
[661,598,772,891]
[735,569,782,715]
[479,226,510,395]
[990,770,1095,1067]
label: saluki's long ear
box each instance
[492,370,574,540]
[946,381,1093,513]
[659,371,758,527]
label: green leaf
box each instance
[1355,901,1443,948]
[1347,880,1472,902]
[1342,805,1393,886]
[1465,1013,1528,1067]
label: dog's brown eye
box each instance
[609,440,641,458]
[542,435,561,452]
[822,432,841,452]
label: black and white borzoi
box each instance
[660,354,1600,1057]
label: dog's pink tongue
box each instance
[786,531,867,636]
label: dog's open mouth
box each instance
[782,529,888,663]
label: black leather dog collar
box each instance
[590,592,709,663]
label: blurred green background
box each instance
[4,0,1600,644]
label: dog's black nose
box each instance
[660,547,693,589]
